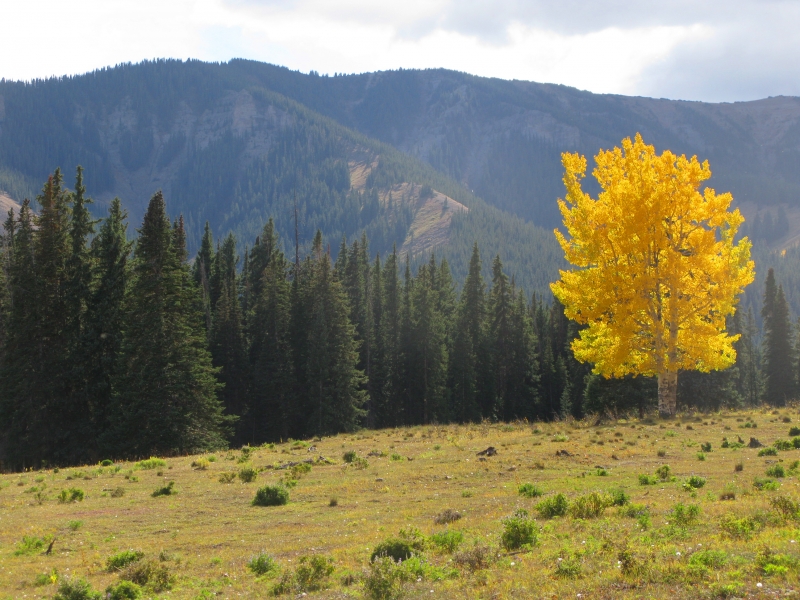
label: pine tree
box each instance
[85,199,131,457]
[210,233,249,442]
[762,270,795,405]
[192,221,214,334]
[449,243,486,422]
[109,192,229,456]
[379,246,403,426]
[488,255,512,419]
[301,231,366,435]
[0,201,41,468]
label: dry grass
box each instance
[3,409,800,598]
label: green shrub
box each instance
[500,509,538,550]
[107,549,145,571]
[238,466,258,483]
[518,482,543,498]
[429,529,464,553]
[670,503,700,526]
[688,549,727,569]
[774,439,793,451]
[290,463,312,478]
[719,513,760,539]
[363,556,407,600]
[569,492,612,519]
[151,481,176,497]
[696,452,706,461]
[536,493,569,519]
[754,477,780,491]
[770,495,800,520]
[272,555,334,594]
[792,437,800,449]
[58,488,85,503]
[253,485,289,506]
[390,453,404,461]
[766,464,786,478]
[14,534,50,556]
[700,442,712,452]
[53,577,102,600]
[638,474,658,485]
[248,552,278,576]
[342,450,358,463]
[554,553,582,578]
[371,538,415,562]
[136,457,166,470]
[68,520,83,531]
[682,475,706,490]
[759,447,778,457]
[191,458,210,470]
[756,547,798,575]
[710,582,744,598]
[105,580,142,600]
[119,560,173,592]
[100,459,114,467]
[33,570,57,586]
[218,472,236,483]
[656,465,671,480]
[608,488,629,506]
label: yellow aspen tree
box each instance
[550,134,754,417]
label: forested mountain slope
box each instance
[0,61,562,293]
[2,59,800,298]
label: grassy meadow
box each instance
[3,409,800,599]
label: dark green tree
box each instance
[109,191,229,456]
[762,269,795,405]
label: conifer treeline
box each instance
[0,169,791,469]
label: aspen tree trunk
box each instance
[658,370,678,417]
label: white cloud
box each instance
[0,0,797,101]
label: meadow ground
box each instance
[3,409,800,599]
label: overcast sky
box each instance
[1,0,798,102]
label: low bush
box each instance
[554,552,582,578]
[518,482,543,498]
[766,464,786,478]
[248,552,278,576]
[638,474,658,485]
[453,544,491,572]
[105,580,142,600]
[119,559,174,592]
[238,466,258,483]
[100,459,114,467]
[719,513,761,539]
[500,509,538,550]
[771,496,800,520]
[363,556,407,600]
[191,458,210,470]
[371,538,415,562]
[758,447,778,457]
[342,450,358,463]
[790,427,800,437]
[433,508,462,525]
[272,554,334,595]
[429,529,464,553]
[569,492,612,519]
[107,549,145,571]
[136,457,167,470]
[754,477,780,491]
[536,493,569,519]
[700,442,712,452]
[656,465,671,481]
[682,475,706,490]
[669,503,700,526]
[253,485,289,506]
[608,487,629,506]
[58,488,85,503]
[53,577,102,600]
[688,549,727,569]
[151,481,175,497]
[14,534,50,556]
[618,503,649,518]
[218,472,236,483]
[773,439,793,451]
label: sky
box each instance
[0,0,798,102]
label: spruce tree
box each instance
[449,243,485,422]
[84,199,131,456]
[302,231,366,434]
[192,221,214,333]
[210,233,249,441]
[379,246,403,426]
[762,271,795,405]
[109,192,228,456]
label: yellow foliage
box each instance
[550,134,754,378]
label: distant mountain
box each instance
[1,59,799,300]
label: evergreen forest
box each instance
[1,168,797,470]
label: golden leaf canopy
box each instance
[550,134,754,378]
